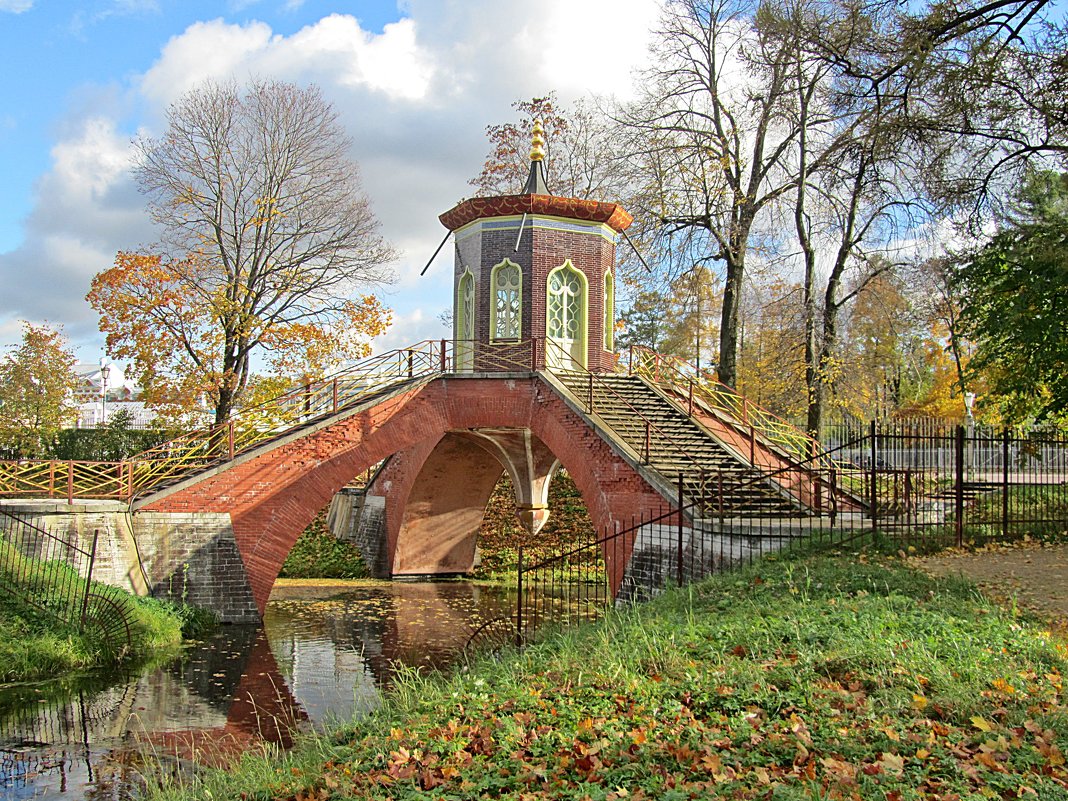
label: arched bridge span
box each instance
[139,374,666,615]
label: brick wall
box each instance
[140,375,669,614]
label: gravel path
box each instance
[913,541,1068,629]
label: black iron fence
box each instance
[0,509,131,655]
[513,422,1068,645]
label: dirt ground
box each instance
[913,541,1068,630]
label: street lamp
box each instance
[100,362,111,425]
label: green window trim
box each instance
[546,260,589,370]
[490,259,523,340]
[457,269,475,340]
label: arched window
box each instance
[457,270,475,339]
[546,260,588,370]
[490,259,522,340]
[456,270,475,370]
[603,271,615,351]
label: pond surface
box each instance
[0,580,517,800]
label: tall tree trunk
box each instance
[717,258,744,387]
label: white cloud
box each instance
[0,0,32,12]
[140,15,435,106]
[0,0,664,354]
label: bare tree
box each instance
[96,80,395,425]
[470,93,625,201]
[620,0,804,388]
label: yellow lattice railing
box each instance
[0,339,546,503]
[625,345,834,471]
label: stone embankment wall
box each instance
[0,500,258,623]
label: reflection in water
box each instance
[0,580,516,800]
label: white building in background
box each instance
[72,361,157,428]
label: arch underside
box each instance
[140,377,666,615]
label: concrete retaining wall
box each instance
[0,500,258,623]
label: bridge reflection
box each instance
[0,579,516,799]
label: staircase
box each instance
[553,372,801,517]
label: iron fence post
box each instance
[515,545,524,648]
[677,473,684,586]
[955,424,965,548]
[79,529,99,631]
[1002,427,1010,538]
[869,420,878,534]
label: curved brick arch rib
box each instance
[140,377,667,615]
[386,433,505,576]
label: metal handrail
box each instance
[540,339,708,479]
[625,345,835,472]
[0,339,549,503]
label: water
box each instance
[0,580,517,800]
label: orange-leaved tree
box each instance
[88,80,395,427]
[89,251,390,427]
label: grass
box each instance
[0,541,214,683]
[146,549,1068,800]
[279,509,369,579]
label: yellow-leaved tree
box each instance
[0,322,80,458]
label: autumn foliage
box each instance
[88,251,390,426]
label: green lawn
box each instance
[149,550,1068,800]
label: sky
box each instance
[0,0,662,365]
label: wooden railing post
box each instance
[332,378,339,414]
[228,422,235,461]
[587,374,594,413]
[628,344,634,375]
[644,421,651,464]
[48,461,56,499]
[407,349,414,378]
[440,339,447,373]
[126,461,134,503]
[67,461,74,505]
[531,337,538,371]
[688,380,694,417]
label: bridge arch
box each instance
[140,375,664,615]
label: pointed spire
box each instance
[522,118,550,195]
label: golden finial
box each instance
[530,118,546,162]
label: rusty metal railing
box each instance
[624,345,834,471]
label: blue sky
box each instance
[0,0,659,362]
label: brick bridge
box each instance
[0,127,840,622]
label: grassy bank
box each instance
[0,547,213,682]
[150,550,1068,800]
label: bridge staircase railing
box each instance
[540,340,845,517]
[624,345,836,473]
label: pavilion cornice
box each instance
[439,193,633,234]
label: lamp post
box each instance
[100,362,111,425]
